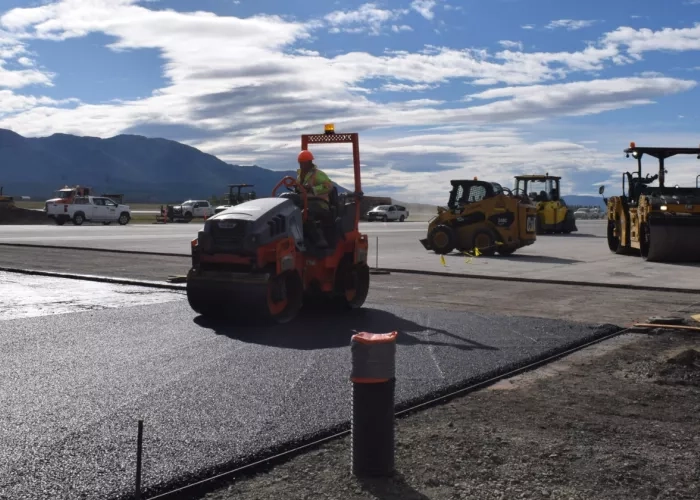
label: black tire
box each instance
[118,212,130,225]
[608,218,632,255]
[428,224,456,254]
[54,217,65,226]
[72,212,85,226]
[497,245,516,256]
[381,214,387,222]
[399,215,405,222]
[103,221,111,225]
[184,212,193,223]
[334,256,370,309]
[640,223,651,261]
[472,228,497,256]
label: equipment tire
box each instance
[640,222,653,261]
[399,215,405,222]
[497,246,516,256]
[334,256,370,310]
[428,224,456,254]
[72,213,85,226]
[266,271,304,324]
[472,228,497,256]
[608,218,632,255]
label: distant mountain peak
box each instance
[0,128,348,202]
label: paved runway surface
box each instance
[2,220,699,290]
[0,271,619,500]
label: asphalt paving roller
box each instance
[186,124,370,324]
[602,142,700,263]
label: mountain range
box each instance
[0,128,348,203]
[0,127,608,208]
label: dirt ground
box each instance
[0,205,50,224]
[197,329,700,500]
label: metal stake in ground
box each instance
[136,419,143,499]
[350,331,398,477]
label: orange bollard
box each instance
[350,331,398,477]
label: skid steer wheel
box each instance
[428,224,456,254]
[472,228,497,256]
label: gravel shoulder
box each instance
[197,329,700,500]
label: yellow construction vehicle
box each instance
[0,186,14,207]
[601,142,700,262]
[420,178,538,255]
[513,174,577,234]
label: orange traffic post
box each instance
[350,331,398,477]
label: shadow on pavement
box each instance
[194,306,499,352]
[359,474,431,500]
[538,232,604,238]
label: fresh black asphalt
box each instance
[0,290,620,500]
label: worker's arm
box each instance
[311,170,333,196]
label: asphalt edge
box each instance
[0,242,188,258]
[3,242,698,294]
[136,323,626,500]
[0,266,186,290]
[381,267,700,295]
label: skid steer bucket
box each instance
[642,216,700,262]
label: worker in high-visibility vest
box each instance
[297,149,333,248]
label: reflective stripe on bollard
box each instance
[350,331,398,477]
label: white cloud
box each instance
[324,3,407,35]
[410,0,436,20]
[1,1,700,202]
[0,89,78,114]
[546,19,599,31]
[521,24,535,30]
[603,23,700,56]
[391,24,412,32]
[381,83,436,92]
[498,40,523,51]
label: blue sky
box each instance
[2,0,700,203]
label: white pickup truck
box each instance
[366,204,409,222]
[46,195,132,226]
[167,200,216,222]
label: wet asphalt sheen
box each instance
[0,280,619,500]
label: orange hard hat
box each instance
[298,150,314,162]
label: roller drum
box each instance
[186,268,303,323]
[643,216,700,262]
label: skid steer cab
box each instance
[601,142,700,262]
[185,124,370,324]
[513,174,577,234]
[420,178,538,256]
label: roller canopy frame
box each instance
[301,131,363,232]
[624,145,700,189]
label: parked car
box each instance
[367,204,409,222]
